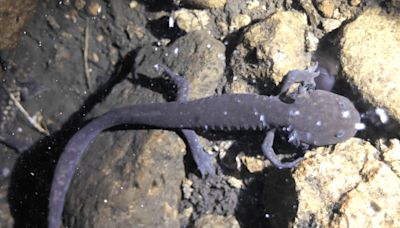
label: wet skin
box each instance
[48,64,360,228]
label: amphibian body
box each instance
[48,64,361,228]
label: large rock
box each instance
[294,138,400,227]
[242,10,310,84]
[0,0,37,50]
[341,8,400,122]
[64,31,226,227]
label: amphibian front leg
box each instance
[156,64,216,176]
[0,134,32,152]
[262,129,304,169]
[279,64,319,95]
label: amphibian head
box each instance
[286,90,361,146]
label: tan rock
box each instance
[126,23,145,40]
[135,31,225,99]
[129,0,138,9]
[229,14,251,32]
[243,10,310,84]
[240,155,265,173]
[317,0,335,18]
[294,138,400,227]
[246,0,261,10]
[0,0,37,50]
[340,8,400,123]
[381,139,400,176]
[299,0,320,27]
[229,77,254,94]
[225,176,243,189]
[65,127,186,227]
[182,0,226,9]
[173,9,210,32]
[350,0,361,6]
[166,31,226,100]
[322,18,342,33]
[295,138,373,226]
[194,214,240,228]
[74,0,86,10]
[87,1,102,17]
[331,162,400,227]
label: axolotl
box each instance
[48,64,361,228]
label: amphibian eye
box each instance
[335,130,345,138]
[338,100,347,110]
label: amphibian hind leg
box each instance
[157,64,216,176]
[181,129,216,176]
[262,129,304,169]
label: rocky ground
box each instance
[0,0,400,227]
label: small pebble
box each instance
[129,1,138,9]
[87,1,102,17]
[75,0,86,10]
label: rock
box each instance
[46,15,61,30]
[300,0,361,35]
[243,10,310,84]
[182,0,226,9]
[126,23,145,40]
[349,0,361,6]
[240,155,265,173]
[299,0,320,28]
[229,14,251,32]
[129,1,138,9]
[173,9,210,33]
[225,176,243,189]
[246,0,261,10]
[322,18,342,33]
[136,31,226,100]
[74,0,86,10]
[316,0,335,18]
[331,163,400,227]
[64,80,186,227]
[391,0,400,8]
[340,8,400,123]
[305,31,319,52]
[0,0,37,50]
[194,214,240,228]
[87,1,102,17]
[228,77,254,94]
[294,138,400,227]
[181,174,240,226]
[65,31,226,226]
[381,139,400,176]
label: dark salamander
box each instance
[48,64,361,228]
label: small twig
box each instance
[84,18,92,90]
[3,86,49,136]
